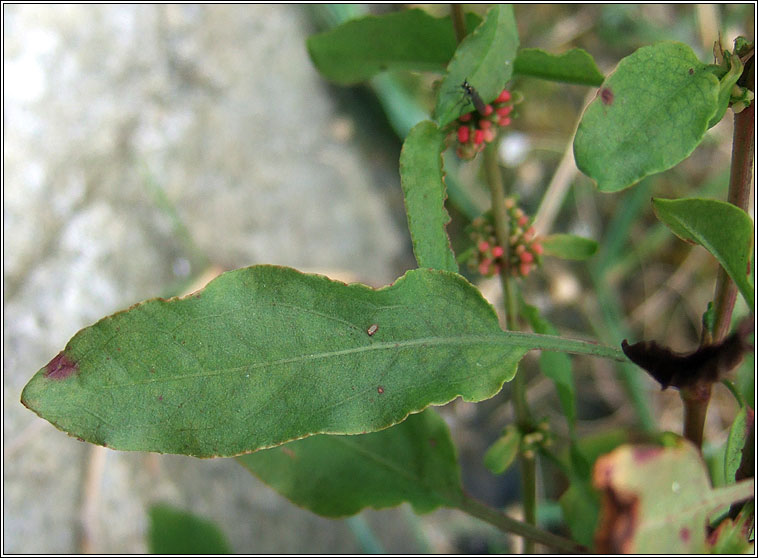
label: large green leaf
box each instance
[435,5,519,127]
[574,41,721,192]
[21,265,624,457]
[514,47,604,86]
[306,9,480,85]
[593,440,754,553]
[400,121,457,272]
[652,197,754,307]
[238,408,462,516]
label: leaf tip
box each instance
[44,351,79,380]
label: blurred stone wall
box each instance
[4,4,419,553]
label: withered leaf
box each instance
[621,319,753,391]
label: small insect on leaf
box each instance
[367,324,379,336]
[461,79,486,115]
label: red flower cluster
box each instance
[465,197,543,278]
[455,89,515,160]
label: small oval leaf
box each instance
[484,425,521,475]
[574,42,721,192]
[652,197,754,308]
[514,47,605,86]
[540,233,598,260]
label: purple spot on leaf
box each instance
[45,352,78,380]
[601,87,614,105]
[679,527,690,542]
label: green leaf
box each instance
[725,406,753,484]
[400,121,457,272]
[652,197,754,307]
[520,300,576,436]
[483,424,521,474]
[21,265,624,457]
[238,408,462,516]
[148,504,232,554]
[306,9,480,85]
[540,233,598,261]
[514,47,604,86]
[435,5,519,127]
[594,440,754,553]
[574,41,721,192]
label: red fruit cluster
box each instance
[465,197,543,278]
[455,89,515,160]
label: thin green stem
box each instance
[484,142,538,552]
[484,145,515,329]
[456,492,588,554]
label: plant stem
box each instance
[713,98,754,342]
[682,59,755,448]
[451,4,467,44]
[516,454,537,552]
[456,492,588,554]
[484,143,537,552]
[484,145,516,329]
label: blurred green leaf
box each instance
[574,41,721,192]
[514,47,604,86]
[238,409,462,517]
[148,504,231,554]
[400,121,458,272]
[435,5,519,127]
[540,233,598,261]
[484,425,521,474]
[652,197,754,307]
[725,405,753,484]
[594,440,754,553]
[738,352,754,409]
[306,9,480,85]
[559,480,599,548]
[21,265,624,457]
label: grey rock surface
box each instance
[4,4,425,553]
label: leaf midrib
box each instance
[94,331,624,388]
